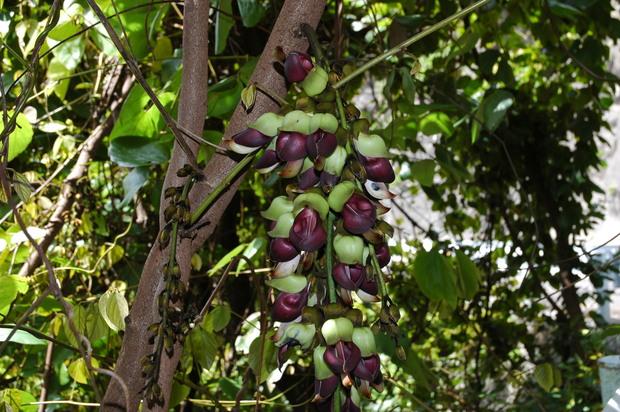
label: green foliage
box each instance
[0,0,618,410]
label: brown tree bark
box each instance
[101,0,326,410]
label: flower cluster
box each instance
[226,49,399,411]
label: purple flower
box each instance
[284,51,314,83]
[306,130,337,159]
[289,208,327,252]
[333,263,365,290]
[298,167,321,190]
[342,194,376,235]
[272,287,309,322]
[323,340,362,374]
[270,237,299,262]
[254,149,282,174]
[374,243,390,267]
[314,375,340,401]
[227,128,273,154]
[352,354,381,382]
[276,131,308,161]
[359,276,379,296]
[358,154,395,183]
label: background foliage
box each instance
[0,0,619,410]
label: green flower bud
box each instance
[323,146,347,176]
[266,274,308,293]
[327,181,356,212]
[352,327,377,357]
[277,322,316,350]
[321,317,354,345]
[281,110,313,135]
[267,212,295,238]
[293,193,329,220]
[354,132,392,158]
[309,113,339,134]
[301,66,329,97]
[248,112,283,137]
[314,346,335,379]
[262,196,294,220]
[334,234,365,264]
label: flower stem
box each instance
[369,245,389,298]
[331,0,492,89]
[190,153,256,225]
[255,82,289,106]
[301,23,326,67]
[326,211,337,304]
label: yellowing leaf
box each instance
[68,357,99,385]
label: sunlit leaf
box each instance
[99,289,129,332]
[12,171,33,203]
[483,90,514,131]
[0,327,46,345]
[68,357,99,385]
[0,113,33,162]
[534,363,555,392]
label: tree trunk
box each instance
[101,0,326,410]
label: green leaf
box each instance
[241,82,257,110]
[455,250,480,300]
[120,166,150,207]
[393,14,426,31]
[46,57,71,100]
[482,90,514,131]
[208,243,247,275]
[413,251,458,308]
[248,336,277,383]
[0,389,22,411]
[0,275,28,318]
[410,159,435,186]
[201,305,231,332]
[549,1,583,21]
[98,289,129,332]
[207,77,244,119]
[68,357,99,385]
[236,237,266,272]
[12,171,33,203]
[0,327,46,345]
[533,363,555,392]
[446,29,480,62]
[239,58,259,84]
[109,136,170,167]
[0,113,33,162]
[400,67,416,104]
[420,112,454,136]
[237,0,268,27]
[169,381,191,408]
[190,327,219,370]
[215,0,234,54]
[64,303,108,347]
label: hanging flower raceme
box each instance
[228,40,401,411]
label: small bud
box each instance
[321,317,354,345]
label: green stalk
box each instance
[325,211,337,304]
[190,153,256,225]
[332,0,492,89]
[301,24,326,67]
[368,245,389,298]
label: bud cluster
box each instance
[226,48,399,410]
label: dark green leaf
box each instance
[109,136,170,167]
[455,250,480,300]
[207,78,244,119]
[169,381,191,408]
[483,90,514,131]
[202,305,231,332]
[248,336,277,383]
[413,251,458,308]
[549,1,582,21]
[410,159,435,187]
[190,327,219,370]
[237,0,268,27]
[400,67,416,104]
[239,58,259,84]
[120,166,150,207]
[215,0,234,55]
[393,15,426,31]
[435,146,470,182]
